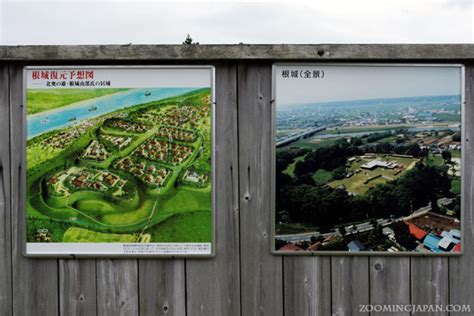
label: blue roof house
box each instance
[423,234,442,253]
[347,240,366,252]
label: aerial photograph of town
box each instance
[26,79,212,250]
[274,65,462,254]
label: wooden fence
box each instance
[0,44,473,316]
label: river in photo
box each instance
[27,87,200,139]
[307,125,461,140]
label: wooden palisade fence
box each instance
[0,44,473,316]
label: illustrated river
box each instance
[27,87,200,139]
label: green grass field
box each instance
[312,169,333,185]
[27,88,128,115]
[283,154,306,176]
[63,227,139,242]
[149,211,211,242]
[426,154,444,167]
[290,138,338,149]
[328,155,419,195]
[324,125,409,135]
[27,145,62,169]
[451,150,461,158]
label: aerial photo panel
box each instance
[25,66,214,256]
[273,64,463,255]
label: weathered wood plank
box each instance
[59,259,97,316]
[449,64,474,311]
[96,259,139,316]
[410,257,448,316]
[283,257,331,315]
[331,257,369,316]
[238,62,283,316]
[2,44,474,61]
[186,63,240,316]
[139,259,185,316]
[0,64,12,316]
[10,64,59,316]
[370,257,410,316]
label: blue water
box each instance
[27,87,201,139]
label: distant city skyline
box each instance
[278,93,461,110]
[276,65,462,107]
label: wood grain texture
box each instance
[59,259,97,316]
[331,257,369,316]
[139,259,185,316]
[96,259,139,316]
[0,55,472,316]
[449,64,474,310]
[2,44,474,61]
[410,257,448,316]
[186,63,240,316]
[0,64,12,316]
[370,257,410,316]
[238,62,283,316]
[10,64,59,316]
[283,257,331,315]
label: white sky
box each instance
[275,65,462,106]
[0,0,473,45]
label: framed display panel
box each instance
[23,65,215,257]
[272,63,464,255]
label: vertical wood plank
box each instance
[186,63,240,316]
[59,259,97,316]
[450,64,474,310]
[96,259,139,316]
[0,64,12,316]
[410,257,448,316]
[238,62,283,316]
[370,257,410,316]
[331,257,369,316]
[139,259,185,316]
[283,257,331,315]
[10,64,59,316]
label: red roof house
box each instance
[405,221,428,240]
[452,243,461,253]
[279,244,304,251]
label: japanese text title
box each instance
[281,69,325,79]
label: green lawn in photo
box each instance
[328,155,419,195]
[283,154,306,177]
[312,169,333,185]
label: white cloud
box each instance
[1,0,472,45]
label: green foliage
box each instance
[452,132,461,142]
[442,150,452,162]
[182,34,199,45]
[332,165,346,180]
[277,160,452,229]
[27,216,69,242]
[392,221,417,250]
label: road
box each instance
[276,126,326,148]
[275,197,453,243]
